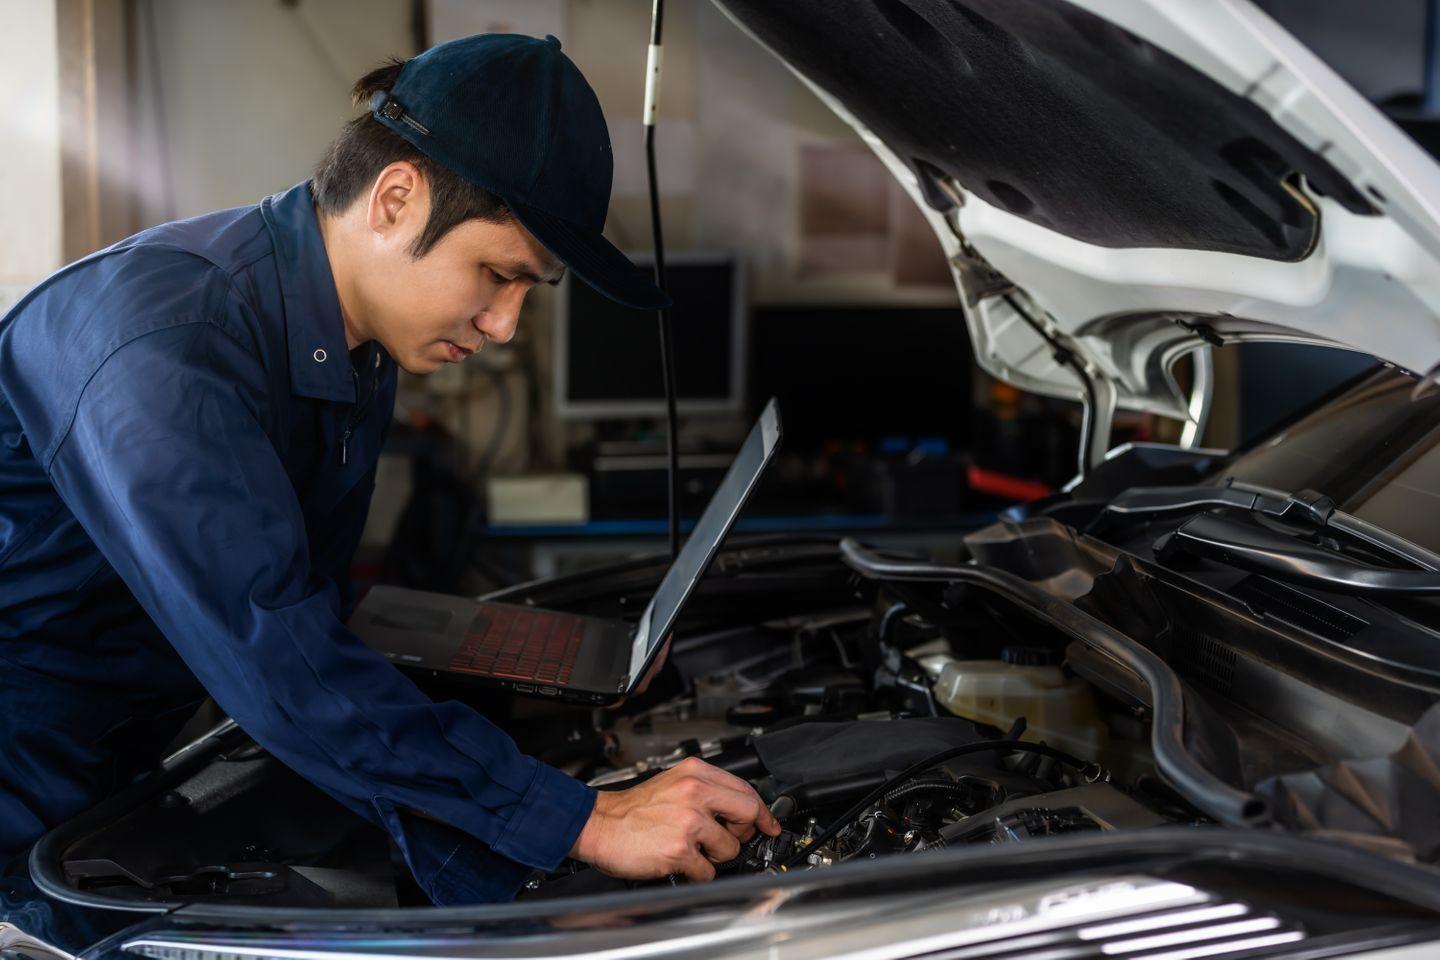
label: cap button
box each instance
[544,34,561,49]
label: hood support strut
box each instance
[999,292,1115,478]
[1078,370,1118,478]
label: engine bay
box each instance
[524,567,1190,897]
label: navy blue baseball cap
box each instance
[369,33,668,311]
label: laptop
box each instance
[349,398,782,705]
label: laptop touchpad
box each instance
[373,604,453,633]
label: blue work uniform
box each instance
[0,181,595,905]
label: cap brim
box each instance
[508,201,671,311]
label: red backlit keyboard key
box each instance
[450,607,587,685]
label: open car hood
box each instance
[714,0,1440,459]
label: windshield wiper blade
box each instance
[1098,482,1440,574]
[1157,512,1440,595]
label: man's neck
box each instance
[317,208,370,351]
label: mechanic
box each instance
[0,32,778,942]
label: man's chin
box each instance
[396,355,444,376]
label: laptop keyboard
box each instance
[449,606,585,685]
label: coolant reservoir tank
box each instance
[932,646,1106,759]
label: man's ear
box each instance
[365,161,427,241]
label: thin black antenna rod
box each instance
[645,0,681,559]
[1427,0,1440,115]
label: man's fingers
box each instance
[675,759,781,835]
[722,819,756,842]
[700,777,781,838]
[694,815,742,864]
[677,852,716,883]
[696,781,767,829]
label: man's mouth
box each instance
[442,340,477,362]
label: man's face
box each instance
[347,166,564,374]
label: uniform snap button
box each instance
[313,348,327,363]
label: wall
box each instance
[130,0,417,224]
[0,0,63,310]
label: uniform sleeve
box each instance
[43,321,594,900]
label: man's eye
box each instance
[486,266,514,283]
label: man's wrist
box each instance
[569,790,615,862]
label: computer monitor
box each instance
[554,252,745,419]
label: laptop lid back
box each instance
[624,398,782,688]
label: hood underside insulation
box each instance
[717,0,1375,261]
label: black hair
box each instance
[312,58,512,257]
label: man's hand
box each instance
[569,757,781,882]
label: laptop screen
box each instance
[626,398,782,684]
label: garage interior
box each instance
[9,2,1440,952]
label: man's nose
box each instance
[474,285,526,344]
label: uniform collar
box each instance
[260,181,356,403]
